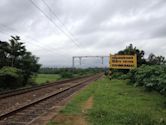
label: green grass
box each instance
[35,74,61,84]
[58,77,166,125]
[47,121,58,125]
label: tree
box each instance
[117,44,146,67]
[17,52,41,85]
[8,36,26,67]
[0,36,41,88]
[148,53,166,65]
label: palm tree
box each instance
[8,36,26,67]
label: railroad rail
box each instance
[0,73,103,125]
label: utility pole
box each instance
[101,56,104,64]
[79,57,82,65]
[72,57,75,68]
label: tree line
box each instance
[117,44,166,66]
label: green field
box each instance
[35,74,61,84]
[48,77,166,125]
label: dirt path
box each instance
[82,96,93,113]
[50,96,94,125]
[53,114,87,125]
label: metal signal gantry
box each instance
[72,56,109,68]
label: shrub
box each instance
[128,65,166,95]
[0,66,24,89]
[111,69,130,80]
[60,72,73,79]
[111,72,129,80]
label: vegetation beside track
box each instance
[111,44,166,95]
[34,74,61,84]
[112,65,166,97]
[48,77,166,125]
[39,68,103,78]
[34,68,103,85]
[39,67,103,75]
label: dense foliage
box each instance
[0,36,41,89]
[59,72,74,78]
[0,66,24,88]
[147,53,166,65]
[117,44,146,67]
[128,65,166,95]
[111,71,129,80]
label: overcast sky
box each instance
[0,0,166,67]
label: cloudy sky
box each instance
[0,0,166,67]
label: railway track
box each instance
[0,75,97,116]
[0,75,90,99]
[0,73,103,125]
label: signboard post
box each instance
[109,54,137,79]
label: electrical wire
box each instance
[29,0,80,48]
[39,0,93,55]
[40,0,80,45]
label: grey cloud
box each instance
[0,0,36,26]
[0,0,166,67]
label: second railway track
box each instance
[0,73,103,125]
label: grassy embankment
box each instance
[35,74,61,84]
[48,77,166,125]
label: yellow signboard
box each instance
[109,54,137,69]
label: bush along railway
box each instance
[0,73,103,125]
